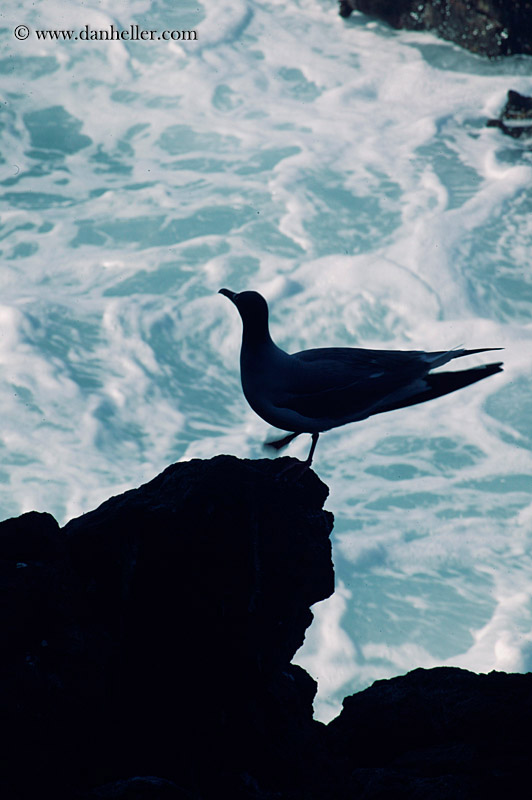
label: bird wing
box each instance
[276,347,438,422]
[293,346,451,373]
[275,347,502,425]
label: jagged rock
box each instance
[4,456,532,799]
[487,89,532,138]
[0,510,103,798]
[326,666,532,798]
[339,1,532,58]
[0,456,334,799]
[0,509,62,561]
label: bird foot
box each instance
[275,457,313,482]
[273,432,319,481]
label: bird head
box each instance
[219,289,270,334]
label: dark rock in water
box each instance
[326,666,532,797]
[487,89,532,138]
[3,455,532,798]
[339,1,532,57]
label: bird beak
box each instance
[219,288,237,303]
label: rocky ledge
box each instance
[2,455,532,799]
[339,1,532,58]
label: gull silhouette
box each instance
[219,289,503,468]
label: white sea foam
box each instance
[2,0,532,720]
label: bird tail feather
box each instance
[378,362,503,415]
[452,347,504,359]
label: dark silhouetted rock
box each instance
[0,509,62,560]
[339,1,532,57]
[487,89,532,138]
[0,456,334,799]
[3,455,532,799]
[326,666,532,797]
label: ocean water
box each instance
[2,0,532,722]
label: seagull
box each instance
[219,289,503,468]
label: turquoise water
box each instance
[2,0,532,721]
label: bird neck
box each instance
[240,326,278,375]
[241,318,274,349]
[242,327,274,349]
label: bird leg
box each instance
[304,432,319,467]
[264,431,300,451]
[275,432,320,481]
